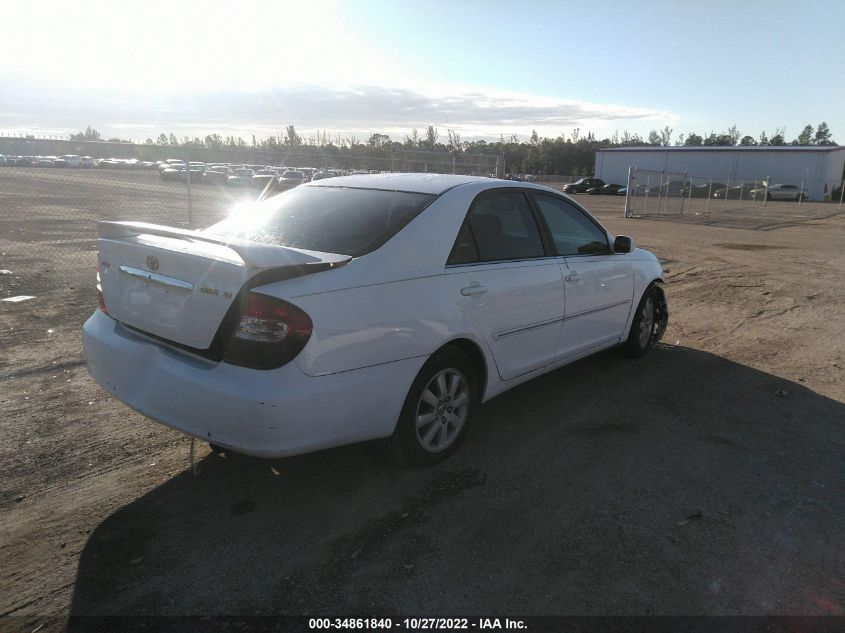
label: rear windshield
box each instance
[205,186,436,257]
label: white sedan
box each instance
[765,184,809,201]
[83,174,668,466]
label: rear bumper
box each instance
[82,310,423,458]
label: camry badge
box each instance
[146,255,159,271]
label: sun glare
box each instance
[1,0,402,93]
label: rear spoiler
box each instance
[98,221,352,270]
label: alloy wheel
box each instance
[638,296,655,349]
[415,369,469,452]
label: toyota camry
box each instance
[83,174,668,466]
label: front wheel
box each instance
[391,347,479,467]
[620,284,668,358]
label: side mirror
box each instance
[613,235,634,254]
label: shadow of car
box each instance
[66,346,845,617]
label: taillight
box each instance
[223,292,312,369]
[96,264,108,314]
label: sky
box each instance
[1,0,842,144]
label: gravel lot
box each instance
[1,170,843,629]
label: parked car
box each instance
[562,178,605,194]
[36,156,56,167]
[159,166,183,181]
[251,173,278,190]
[0,155,7,165]
[205,165,234,185]
[81,156,97,168]
[644,180,687,196]
[278,170,307,190]
[296,168,317,182]
[586,183,624,195]
[84,174,667,465]
[97,158,122,169]
[57,154,83,168]
[753,184,809,201]
[684,182,726,198]
[616,187,627,196]
[179,166,206,183]
[159,159,185,173]
[712,183,758,199]
[227,168,255,186]
[311,170,343,181]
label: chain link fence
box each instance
[624,167,845,230]
[523,175,582,191]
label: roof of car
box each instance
[306,172,494,195]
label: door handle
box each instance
[565,272,581,283]
[461,283,488,297]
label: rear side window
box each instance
[205,186,436,257]
[458,191,545,262]
[447,221,479,265]
[530,194,610,256]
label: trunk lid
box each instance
[97,221,349,350]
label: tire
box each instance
[620,284,667,358]
[391,347,479,467]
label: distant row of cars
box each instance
[1,154,96,168]
[0,154,161,169]
[560,177,810,201]
[0,153,383,191]
[157,159,372,189]
[561,178,627,196]
[631,180,810,201]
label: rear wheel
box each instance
[391,348,479,467]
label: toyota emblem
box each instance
[146,255,159,271]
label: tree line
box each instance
[60,121,838,176]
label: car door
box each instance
[443,190,565,381]
[771,185,789,200]
[529,193,634,359]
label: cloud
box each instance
[0,78,678,141]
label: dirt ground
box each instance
[1,170,843,630]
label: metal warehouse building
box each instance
[594,146,845,201]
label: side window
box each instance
[531,194,611,256]
[466,191,545,262]
[447,221,479,265]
